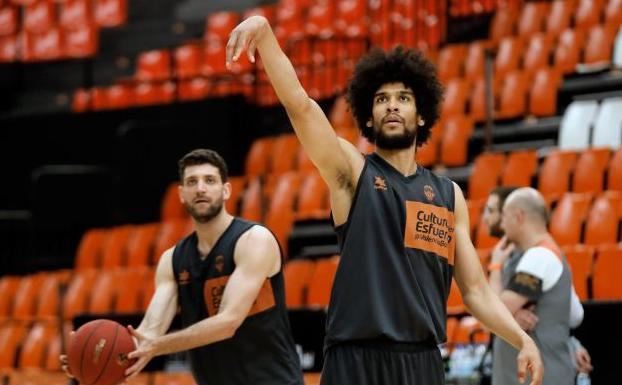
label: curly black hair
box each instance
[346,46,444,147]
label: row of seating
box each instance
[449,0,518,17]
[0,0,127,62]
[559,97,622,150]
[468,147,622,200]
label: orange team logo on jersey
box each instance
[404,201,456,264]
[179,270,190,285]
[374,176,387,191]
[214,255,225,273]
[424,185,435,201]
[204,276,275,316]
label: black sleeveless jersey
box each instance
[326,153,456,347]
[172,217,303,385]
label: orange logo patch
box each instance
[374,176,387,191]
[404,201,456,264]
[204,276,275,317]
[424,185,435,201]
[178,270,190,285]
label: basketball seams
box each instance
[79,322,104,382]
[87,322,120,385]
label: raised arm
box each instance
[452,183,543,385]
[136,247,178,338]
[125,226,280,377]
[226,16,364,224]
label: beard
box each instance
[373,123,417,150]
[184,196,224,223]
[489,222,505,238]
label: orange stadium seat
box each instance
[201,40,227,76]
[18,321,58,368]
[517,1,549,37]
[495,36,524,77]
[283,259,315,307]
[605,0,622,26]
[153,371,195,385]
[441,78,469,117]
[489,5,519,43]
[0,275,20,318]
[304,372,322,385]
[0,321,28,369]
[437,44,467,81]
[466,199,485,236]
[608,147,622,191]
[269,134,299,175]
[245,137,274,177]
[126,223,159,267]
[8,370,70,385]
[63,269,97,319]
[454,316,490,344]
[34,273,61,319]
[239,177,263,222]
[464,41,486,81]
[178,77,211,101]
[265,172,302,254]
[45,332,63,371]
[307,256,340,308]
[133,81,176,106]
[22,28,64,62]
[0,34,18,62]
[12,273,46,320]
[522,33,552,76]
[574,0,603,32]
[224,175,247,216]
[545,0,576,38]
[562,244,594,300]
[75,227,108,269]
[440,115,474,167]
[0,6,18,36]
[583,24,617,65]
[592,243,622,299]
[538,149,578,198]
[329,95,356,129]
[204,11,239,42]
[497,70,528,119]
[100,224,134,268]
[554,28,585,74]
[136,50,172,82]
[174,43,202,79]
[94,0,127,28]
[153,220,190,260]
[114,267,149,313]
[584,191,622,245]
[475,216,499,249]
[296,171,330,221]
[572,147,611,193]
[447,279,464,315]
[529,67,561,117]
[549,192,593,245]
[161,182,186,221]
[23,0,56,33]
[305,2,335,38]
[417,123,441,168]
[468,152,506,200]
[60,0,92,29]
[335,0,367,38]
[141,267,156,311]
[501,149,538,187]
[64,23,99,58]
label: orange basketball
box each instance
[67,319,137,385]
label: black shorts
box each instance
[320,340,444,385]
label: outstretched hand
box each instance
[124,326,158,379]
[516,337,543,385]
[226,16,269,68]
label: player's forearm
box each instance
[137,291,178,338]
[463,282,531,350]
[152,312,240,356]
[488,269,504,295]
[255,23,311,114]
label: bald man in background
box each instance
[488,188,575,385]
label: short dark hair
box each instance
[490,186,519,209]
[178,149,228,183]
[346,46,444,147]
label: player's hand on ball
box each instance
[60,331,76,378]
[226,16,269,67]
[125,325,157,379]
[516,336,543,385]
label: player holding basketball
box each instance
[61,149,303,385]
[226,16,543,385]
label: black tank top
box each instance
[172,217,303,385]
[326,153,456,347]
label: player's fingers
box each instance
[226,31,240,67]
[517,355,527,383]
[247,37,257,63]
[529,358,544,385]
[61,364,75,378]
[232,31,248,61]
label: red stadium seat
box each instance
[201,39,227,76]
[497,70,527,119]
[296,171,329,221]
[501,149,538,187]
[268,134,299,175]
[572,147,611,193]
[94,0,127,28]
[22,29,64,62]
[239,177,263,222]
[204,11,239,42]
[335,0,367,38]
[62,269,98,319]
[538,149,578,198]
[105,83,134,109]
[562,244,594,300]
[136,50,171,82]
[178,77,211,101]
[608,147,622,191]
[592,243,622,299]
[554,28,585,74]
[489,4,519,43]
[174,43,202,79]
[528,67,561,117]
[468,152,506,200]
[0,34,17,62]
[440,115,474,167]
[153,220,189,261]
[495,36,524,77]
[605,0,622,27]
[0,276,20,318]
[133,82,176,106]
[545,0,576,38]
[522,33,553,76]
[126,223,159,267]
[75,228,108,269]
[160,182,186,221]
[60,0,92,29]
[583,24,616,65]
[464,41,486,81]
[574,0,603,32]
[224,175,246,216]
[0,321,29,369]
[517,1,549,37]
[23,0,56,33]
[63,24,98,58]
[441,78,469,117]
[437,44,467,81]
[305,2,335,38]
[584,190,622,245]
[12,273,46,320]
[245,137,274,177]
[100,224,134,268]
[549,192,593,246]
[265,172,302,254]
[0,6,18,36]
[18,321,58,368]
